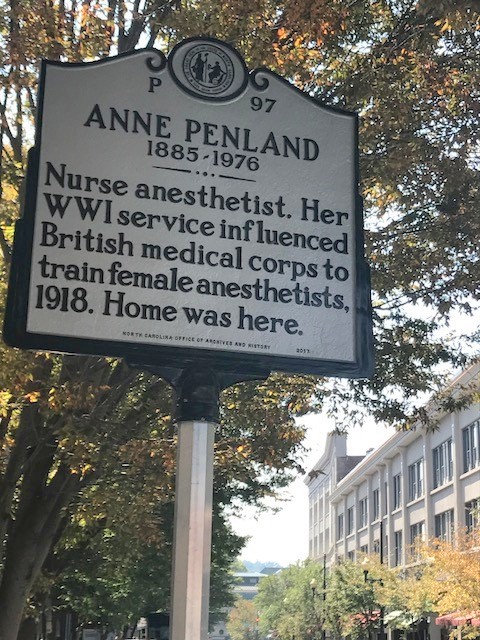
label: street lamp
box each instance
[310,554,327,640]
[309,579,321,640]
[282,597,295,640]
[361,558,385,640]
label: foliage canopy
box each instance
[256,534,480,640]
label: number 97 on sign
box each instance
[250,97,276,112]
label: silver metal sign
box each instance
[4,37,373,378]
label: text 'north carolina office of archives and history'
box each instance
[4,37,373,377]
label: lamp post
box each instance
[362,558,385,640]
[283,596,295,640]
[310,554,327,640]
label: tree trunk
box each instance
[0,466,80,640]
[0,405,39,547]
[0,526,66,640]
[0,526,53,640]
[0,568,30,640]
[17,618,37,640]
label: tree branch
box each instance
[0,404,39,551]
[0,226,12,265]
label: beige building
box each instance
[306,363,480,569]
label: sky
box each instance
[228,414,396,567]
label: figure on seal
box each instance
[208,60,226,85]
[191,52,208,82]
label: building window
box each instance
[410,521,425,545]
[410,521,425,561]
[465,499,480,532]
[373,539,380,554]
[337,513,344,540]
[408,459,424,501]
[359,498,368,528]
[347,550,355,561]
[394,531,403,566]
[347,506,354,535]
[433,438,453,488]
[360,544,369,554]
[463,420,480,473]
[435,509,454,542]
[372,488,380,521]
[393,473,402,510]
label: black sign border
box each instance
[3,38,374,379]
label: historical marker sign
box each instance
[4,37,373,377]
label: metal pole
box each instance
[322,553,327,640]
[170,419,215,640]
[133,365,267,640]
[380,520,384,565]
[379,520,385,640]
[169,369,219,640]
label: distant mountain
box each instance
[243,561,282,573]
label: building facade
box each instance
[233,572,269,600]
[306,364,480,569]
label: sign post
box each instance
[171,416,214,640]
[140,366,265,640]
[3,36,373,639]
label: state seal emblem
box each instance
[183,43,234,96]
[168,37,249,101]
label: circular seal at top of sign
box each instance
[168,37,248,101]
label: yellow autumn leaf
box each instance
[2,183,18,200]
[25,391,41,403]
[0,390,12,404]
[0,391,12,417]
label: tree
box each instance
[227,598,259,640]
[368,530,480,640]
[45,500,243,630]
[322,560,393,640]
[256,561,326,640]
[382,569,433,635]
[0,354,140,638]
[418,529,480,623]
[163,0,480,425]
[0,348,313,636]
[257,545,480,640]
[231,558,248,573]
